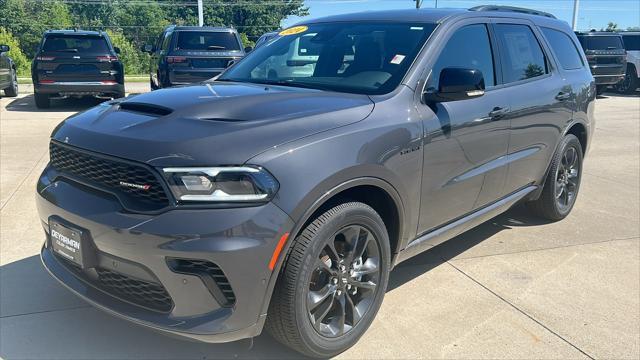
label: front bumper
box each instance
[35,81,124,96]
[37,171,294,342]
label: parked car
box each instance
[38,6,594,358]
[616,31,640,94]
[31,30,125,109]
[575,31,626,94]
[144,25,247,89]
[0,44,18,97]
[254,31,279,49]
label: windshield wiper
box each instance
[207,45,226,50]
[249,79,332,91]
[58,48,79,52]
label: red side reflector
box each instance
[39,80,55,84]
[167,56,187,64]
[269,233,290,271]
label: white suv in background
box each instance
[617,32,640,94]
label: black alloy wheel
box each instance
[307,224,381,338]
[555,145,580,212]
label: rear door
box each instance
[34,34,120,83]
[416,21,511,235]
[0,49,9,87]
[492,20,573,194]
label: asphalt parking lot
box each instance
[1,88,638,359]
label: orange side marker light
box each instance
[269,233,290,271]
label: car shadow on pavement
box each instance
[4,95,105,113]
[0,205,546,360]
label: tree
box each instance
[106,30,148,75]
[0,27,30,76]
[606,22,619,32]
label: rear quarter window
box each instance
[541,28,585,70]
[622,34,640,51]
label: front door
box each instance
[416,22,511,235]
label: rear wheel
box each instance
[616,65,639,94]
[528,134,583,221]
[4,68,18,97]
[267,202,390,358]
[34,93,50,109]
[596,85,606,95]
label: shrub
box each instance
[106,30,148,76]
[0,27,30,76]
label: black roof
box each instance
[575,31,624,37]
[45,29,105,36]
[164,25,237,32]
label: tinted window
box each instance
[622,34,640,51]
[429,24,495,90]
[542,28,584,70]
[220,22,437,95]
[495,24,548,83]
[176,31,240,51]
[578,35,624,50]
[161,32,172,51]
[42,35,110,53]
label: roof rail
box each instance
[469,5,557,19]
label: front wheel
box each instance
[267,202,390,358]
[615,65,639,94]
[527,134,583,221]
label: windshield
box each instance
[579,35,624,50]
[176,31,241,51]
[42,35,110,53]
[219,22,437,95]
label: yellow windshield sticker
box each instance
[279,26,308,36]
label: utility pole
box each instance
[572,0,580,30]
[415,0,422,9]
[198,0,204,27]
[435,0,438,8]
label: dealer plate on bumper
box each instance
[49,220,93,268]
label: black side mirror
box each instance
[0,44,9,53]
[423,67,485,103]
[143,44,154,53]
[113,46,121,54]
[244,46,253,53]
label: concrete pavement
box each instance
[1,91,638,359]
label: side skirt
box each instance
[395,185,537,265]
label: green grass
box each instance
[17,75,148,85]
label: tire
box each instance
[4,68,18,97]
[596,85,606,95]
[113,91,126,99]
[616,65,639,94]
[527,134,583,221]
[34,93,50,109]
[266,202,390,358]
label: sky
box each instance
[282,0,640,31]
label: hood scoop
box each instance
[119,102,173,116]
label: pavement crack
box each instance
[445,261,596,360]
[0,305,91,319]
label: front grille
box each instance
[49,142,169,209]
[168,258,236,306]
[95,268,173,313]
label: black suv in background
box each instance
[31,30,125,108]
[576,31,626,94]
[145,26,246,89]
[38,6,594,358]
[0,44,18,97]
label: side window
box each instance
[429,24,495,90]
[161,32,172,52]
[541,27,584,70]
[495,24,548,83]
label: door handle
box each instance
[489,106,510,119]
[555,92,571,101]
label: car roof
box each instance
[45,30,105,36]
[575,31,623,37]
[299,7,566,26]
[165,25,237,32]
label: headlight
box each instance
[162,166,279,203]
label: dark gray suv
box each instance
[38,6,595,358]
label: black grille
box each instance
[49,142,169,209]
[95,268,173,313]
[168,259,236,306]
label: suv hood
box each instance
[51,82,374,166]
